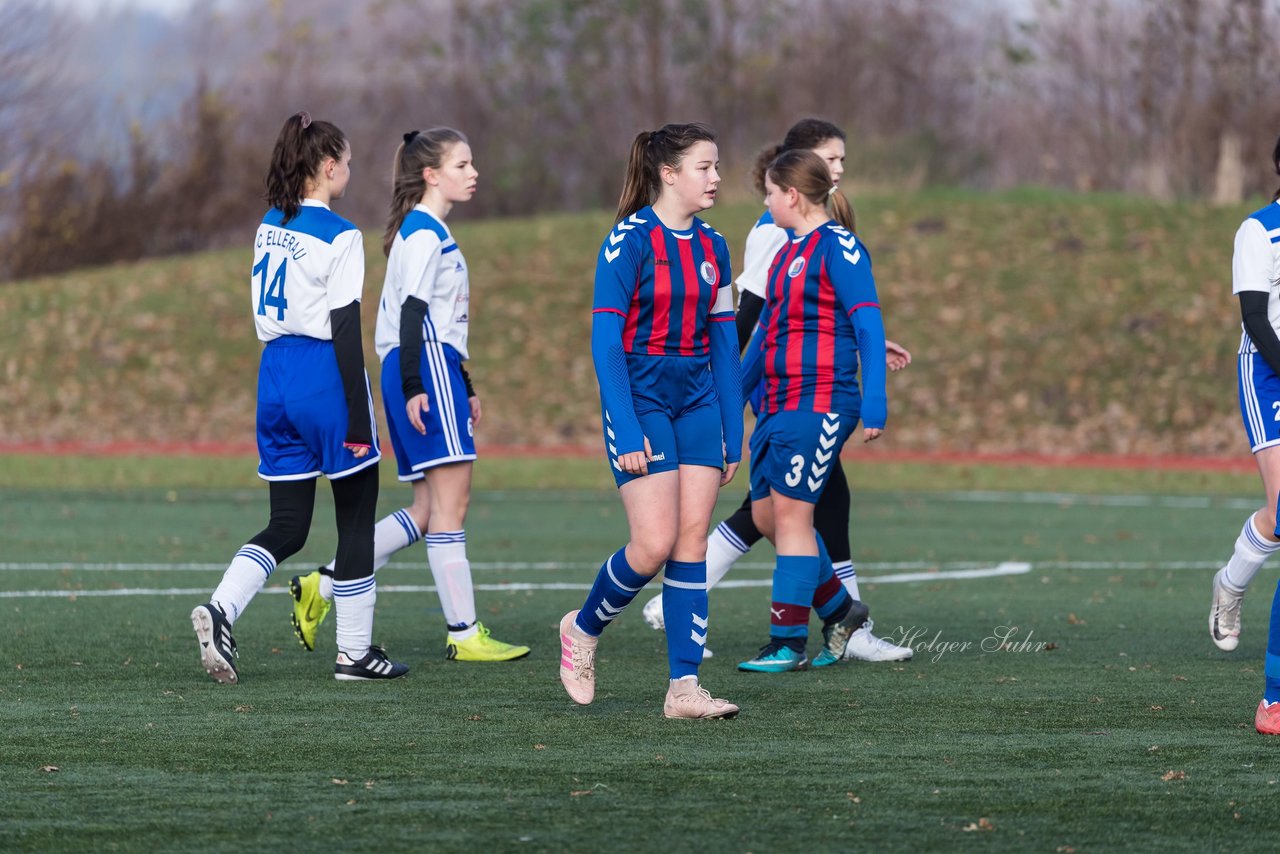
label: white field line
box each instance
[0,562,1033,599]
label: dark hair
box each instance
[263,112,347,225]
[751,117,846,195]
[1273,133,1280,201]
[383,127,469,256]
[766,149,857,234]
[615,122,717,223]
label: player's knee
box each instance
[628,535,676,574]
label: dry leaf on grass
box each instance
[1161,770,1187,781]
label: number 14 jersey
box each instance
[251,199,365,343]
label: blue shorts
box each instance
[749,409,856,503]
[382,343,476,481]
[256,336,381,481]
[605,353,724,488]
[1240,351,1280,453]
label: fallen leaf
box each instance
[961,817,995,832]
[1161,770,1187,781]
[332,778,348,785]
[40,765,59,773]
[570,790,594,797]
[1067,613,1085,625]
[534,744,546,750]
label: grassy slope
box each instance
[0,188,1254,456]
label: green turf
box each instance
[2,468,1279,850]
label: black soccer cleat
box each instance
[191,602,239,685]
[334,645,409,681]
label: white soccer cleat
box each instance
[642,593,664,630]
[843,619,913,662]
[663,678,739,719]
[1210,568,1244,652]
[559,610,598,705]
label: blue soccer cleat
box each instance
[738,642,808,673]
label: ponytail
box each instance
[615,132,654,223]
[263,111,347,225]
[766,149,857,234]
[614,122,717,223]
[383,127,468,256]
[751,144,785,197]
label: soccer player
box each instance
[190,112,407,684]
[736,149,888,672]
[558,123,743,719]
[289,128,529,663]
[641,118,912,663]
[1224,135,1280,733]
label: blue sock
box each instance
[662,560,708,679]
[1267,580,1280,704]
[812,534,852,622]
[770,554,820,651]
[575,546,652,636]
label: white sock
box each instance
[1223,514,1280,592]
[706,522,750,590]
[333,575,375,659]
[833,560,861,599]
[426,531,477,640]
[211,544,276,624]
[321,508,421,601]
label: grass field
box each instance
[3,458,1279,851]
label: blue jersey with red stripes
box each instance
[592,206,734,358]
[756,220,883,415]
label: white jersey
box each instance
[251,199,364,342]
[735,210,788,303]
[1233,200,1280,354]
[375,204,470,362]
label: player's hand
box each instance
[720,460,739,486]
[406,393,430,435]
[469,395,482,426]
[344,443,371,459]
[863,427,882,443]
[618,436,653,476]
[885,339,912,372]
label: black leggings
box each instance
[722,459,852,563]
[247,464,379,581]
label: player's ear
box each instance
[422,166,437,187]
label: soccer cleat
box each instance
[642,593,665,630]
[1257,700,1280,735]
[289,570,332,652]
[843,618,914,662]
[663,679,739,720]
[811,599,871,667]
[559,610,598,705]
[334,645,409,681]
[191,602,239,685]
[738,642,808,673]
[446,623,531,662]
[1210,568,1244,651]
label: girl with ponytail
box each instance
[192,112,408,685]
[558,123,743,719]
[640,118,915,666]
[733,148,892,673]
[293,127,529,664]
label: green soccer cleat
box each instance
[738,642,808,673]
[289,570,331,652]
[445,622,531,662]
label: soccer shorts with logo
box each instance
[749,409,857,503]
[603,353,724,488]
[381,342,476,481]
[256,336,381,481]
[1239,351,1280,453]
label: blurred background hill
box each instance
[1,0,1274,457]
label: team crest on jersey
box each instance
[699,260,718,285]
[788,257,807,278]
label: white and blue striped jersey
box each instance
[735,210,788,303]
[375,204,470,362]
[1234,201,1280,354]
[251,199,365,342]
